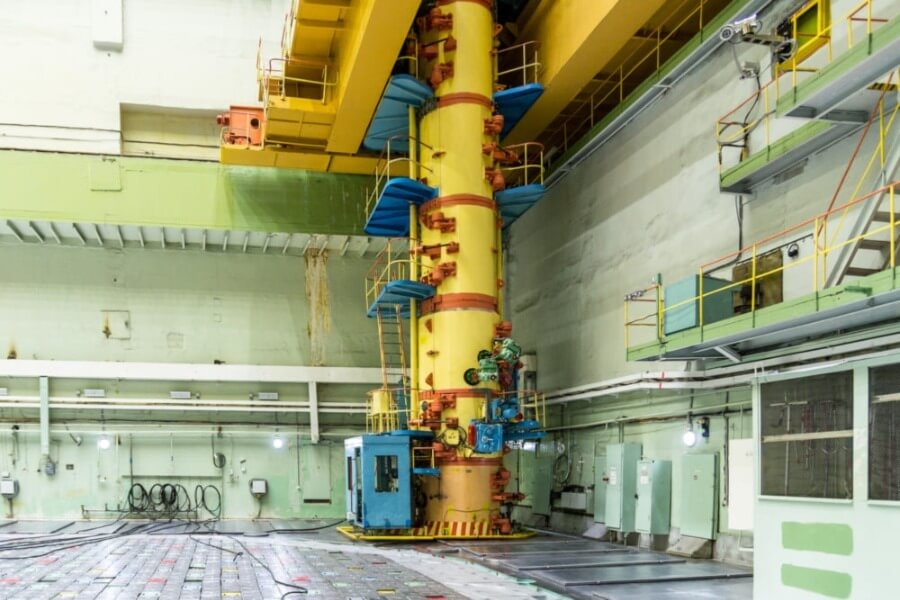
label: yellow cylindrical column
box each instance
[416,0,504,534]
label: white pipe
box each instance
[39,376,49,457]
[544,398,752,432]
[0,400,365,414]
[545,331,900,405]
[0,359,395,385]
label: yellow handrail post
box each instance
[813,217,820,291]
[888,184,897,268]
[698,267,705,335]
[624,299,630,349]
[656,283,663,340]
[750,244,758,321]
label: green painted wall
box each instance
[0,150,370,235]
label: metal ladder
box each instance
[375,305,408,392]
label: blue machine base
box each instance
[363,75,434,152]
[494,83,544,139]
[496,183,545,227]
[367,280,436,319]
[412,467,441,477]
[364,178,438,237]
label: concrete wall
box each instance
[0,242,376,518]
[505,0,894,551]
[0,243,376,367]
[0,0,291,154]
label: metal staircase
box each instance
[827,96,900,285]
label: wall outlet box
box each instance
[250,478,268,496]
[0,479,19,498]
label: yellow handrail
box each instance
[498,142,545,188]
[776,0,889,98]
[555,0,710,154]
[365,134,435,222]
[496,41,542,89]
[625,181,900,350]
[364,239,434,311]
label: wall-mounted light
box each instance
[97,436,111,450]
[682,415,697,447]
[272,435,284,450]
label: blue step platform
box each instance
[365,177,438,237]
[496,183,545,227]
[367,280,436,319]
[363,75,434,152]
[494,83,544,139]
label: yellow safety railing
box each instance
[496,41,541,90]
[554,0,711,154]
[366,387,412,433]
[364,239,433,311]
[259,55,337,105]
[412,446,436,470]
[715,80,777,176]
[498,142,545,188]
[508,389,546,426]
[364,135,435,222]
[822,77,899,253]
[625,181,900,350]
[776,0,892,96]
[624,283,664,349]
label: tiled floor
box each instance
[0,521,564,599]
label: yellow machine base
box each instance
[337,525,536,542]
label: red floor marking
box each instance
[161,559,176,565]
[0,578,19,584]
[147,577,166,584]
[292,576,310,582]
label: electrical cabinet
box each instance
[635,459,672,535]
[605,443,642,532]
[680,453,719,539]
[593,455,607,523]
[344,435,412,529]
[531,451,553,516]
[664,275,733,335]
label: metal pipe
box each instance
[39,376,49,457]
[544,399,752,432]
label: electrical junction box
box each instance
[473,423,503,454]
[635,459,672,535]
[0,479,18,499]
[344,435,413,529]
[594,455,608,523]
[443,428,461,447]
[664,275,733,335]
[605,443,642,532]
[249,479,268,497]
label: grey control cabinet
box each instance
[593,455,608,523]
[635,459,672,534]
[605,443,642,531]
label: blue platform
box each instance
[496,183,545,227]
[494,83,544,138]
[364,177,438,237]
[367,280,436,319]
[363,75,434,152]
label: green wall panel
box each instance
[0,150,370,235]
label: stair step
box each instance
[846,266,882,277]
[873,211,898,223]
[859,239,890,251]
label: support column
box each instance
[308,381,320,444]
